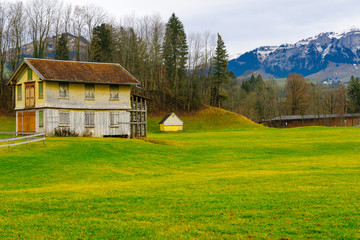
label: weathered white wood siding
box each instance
[44,109,130,137]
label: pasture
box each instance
[0,111,359,239]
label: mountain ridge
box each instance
[229,28,360,82]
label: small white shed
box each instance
[159,112,183,131]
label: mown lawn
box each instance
[0,116,360,239]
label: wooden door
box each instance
[25,83,35,108]
[25,111,35,132]
[18,111,35,132]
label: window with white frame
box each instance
[59,111,70,126]
[110,112,119,127]
[85,112,95,127]
[85,84,95,99]
[59,82,69,98]
[110,85,119,100]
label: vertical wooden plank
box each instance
[132,95,135,138]
[135,96,138,137]
[142,98,145,137]
[18,112,23,132]
[23,112,28,132]
[145,99,147,137]
[25,85,29,107]
[130,95,133,138]
[30,84,35,107]
[139,98,142,137]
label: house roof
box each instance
[8,58,140,85]
[158,112,183,124]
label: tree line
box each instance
[0,0,231,113]
[222,73,360,123]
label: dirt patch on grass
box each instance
[140,138,183,146]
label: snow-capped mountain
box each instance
[229,29,360,82]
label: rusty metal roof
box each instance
[20,58,139,85]
[264,113,360,122]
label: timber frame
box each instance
[130,94,149,138]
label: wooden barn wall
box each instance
[266,117,360,128]
[44,109,130,137]
[45,82,131,110]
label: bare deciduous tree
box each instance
[71,5,85,61]
[27,0,60,58]
[7,1,26,71]
[286,73,309,115]
[82,5,106,61]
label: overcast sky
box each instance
[29,0,360,58]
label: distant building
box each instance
[262,114,360,128]
[159,113,183,132]
[8,58,148,138]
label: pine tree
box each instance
[249,74,256,87]
[55,33,70,60]
[210,33,229,107]
[347,76,360,113]
[90,23,113,62]
[162,13,188,108]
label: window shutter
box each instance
[28,69,32,80]
[39,82,43,99]
[17,85,22,101]
[85,112,95,127]
[59,83,69,98]
[39,111,44,127]
[59,111,70,126]
[85,84,95,99]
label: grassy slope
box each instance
[148,105,260,133]
[0,112,360,239]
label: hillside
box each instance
[21,33,88,60]
[229,28,360,82]
[0,116,15,132]
[148,105,260,132]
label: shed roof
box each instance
[9,58,140,85]
[159,112,183,124]
[159,113,173,124]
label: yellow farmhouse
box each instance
[8,58,147,137]
[159,112,183,131]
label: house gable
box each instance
[14,64,46,110]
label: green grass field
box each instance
[0,116,15,132]
[0,110,359,239]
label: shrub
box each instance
[54,127,79,137]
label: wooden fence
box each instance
[0,132,45,151]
